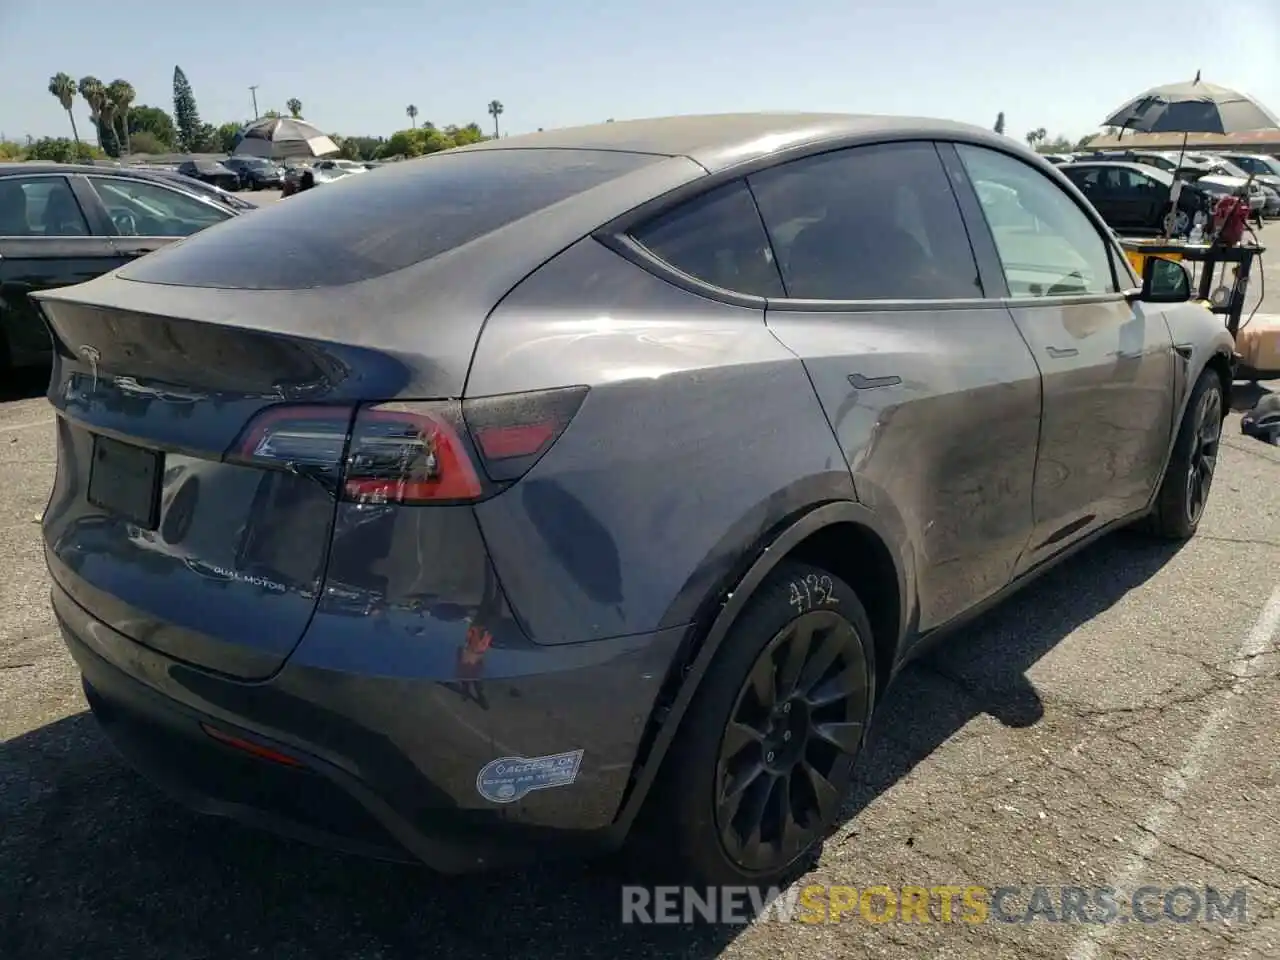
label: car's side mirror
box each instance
[1138,255,1192,303]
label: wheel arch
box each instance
[611,499,910,838]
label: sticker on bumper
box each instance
[476,749,584,803]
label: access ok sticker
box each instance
[476,749,584,803]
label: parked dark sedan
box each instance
[1060,161,1211,236]
[176,159,241,192]
[223,156,285,191]
[33,115,1233,892]
[0,163,242,371]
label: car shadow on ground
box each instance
[0,368,49,403]
[0,534,1181,960]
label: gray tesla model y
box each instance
[34,113,1234,890]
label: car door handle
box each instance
[848,373,903,390]
[1046,345,1079,359]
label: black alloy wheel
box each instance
[714,608,870,873]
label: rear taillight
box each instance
[343,401,482,504]
[227,386,587,505]
[229,404,354,470]
[462,385,588,482]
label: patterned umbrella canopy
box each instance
[233,117,339,159]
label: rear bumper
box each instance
[53,579,686,873]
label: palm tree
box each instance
[406,104,419,129]
[1025,127,1047,149]
[48,73,81,149]
[286,98,303,119]
[487,99,504,139]
[98,93,120,157]
[106,79,135,156]
[78,76,107,149]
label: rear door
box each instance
[83,174,235,261]
[1123,168,1169,229]
[953,143,1175,570]
[0,174,118,367]
[745,141,1043,635]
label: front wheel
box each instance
[634,560,876,890]
[1148,369,1224,539]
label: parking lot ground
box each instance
[1,230,1278,960]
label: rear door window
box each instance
[120,149,660,289]
[747,141,984,301]
[0,176,91,237]
[629,180,784,298]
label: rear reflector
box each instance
[462,386,588,482]
[201,724,303,767]
[227,385,588,503]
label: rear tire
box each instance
[1148,369,1224,539]
[632,560,876,892]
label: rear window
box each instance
[120,148,658,290]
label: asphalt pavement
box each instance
[0,225,1278,960]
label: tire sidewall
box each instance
[655,559,877,888]
[1156,369,1223,537]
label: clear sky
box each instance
[2,0,1277,144]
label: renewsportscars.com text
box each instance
[621,884,1249,925]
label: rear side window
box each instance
[748,141,983,301]
[120,149,658,289]
[0,176,90,237]
[629,180,784,298]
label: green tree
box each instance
[286,98,303,118]
[106,79,136,155]
[214,122,241,153]
[127,131,167,154]
[445,122,484,146]
[1075,133,1098,151]
[994,111,1006,135]
[1025,127,1047,149]
[406,104,419,129]
[0,140,25,160]
[196,123,218,152]
[98,95,121,157]
[47,73,81,148]
[381,128,421,158]
[127,105,178,148]
[340,135,383,160]
[487,99,504,138]
[262,109,283,119]
[78,76,107,149]
[336,137,362,160]
[172,65,203,151]
[26,137,102,163]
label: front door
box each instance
[746,141,1044,634]
[953,144,1176,571]
[0,175,119,369]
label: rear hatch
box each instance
[39,298,388,680]
[35,146,678,680]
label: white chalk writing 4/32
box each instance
[789,574,838,613]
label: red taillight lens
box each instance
[342,401,483,504]
[462,386,588,482]
[228,386,588,504]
